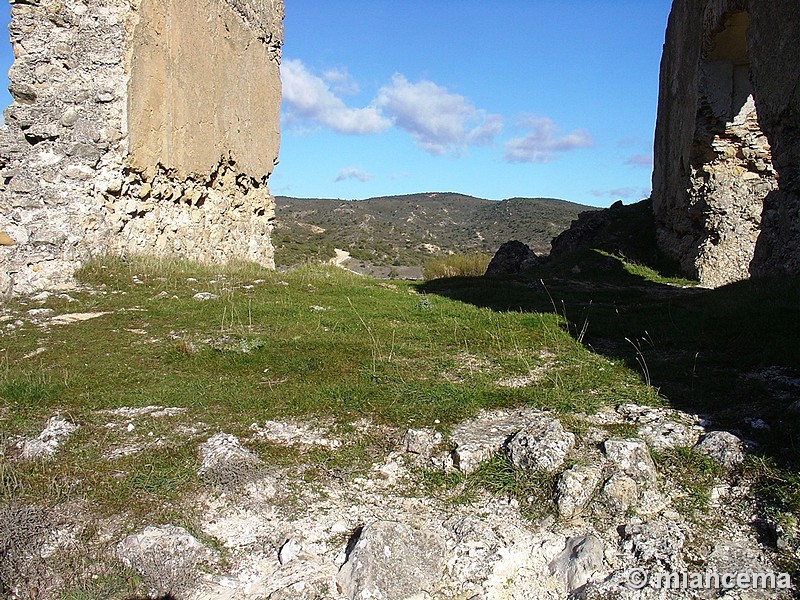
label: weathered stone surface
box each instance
[198,432,265,488]
[652,0,800,286]
[556,463,604,519]
[601,472,640,515]
[448,409,541,474]
[693,430,749,468]
[485,240,539,275]
[603,438,658,484]
[401,427,443,456]
[18,416,78,460]
[505,415,576,472]
[617,403,702,450]
[336,521,446,600]
[117,525,214,597]
[548,535,605,593]
[622,520,686,571]
[0,0,284,295]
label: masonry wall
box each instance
[0,0,284,296]
[652,0,800,287]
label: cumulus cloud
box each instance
[323,67,360,95]
[504,117,594,163]
[376,74,503,156]
[626,154,654,168]
[334,167,374,183]
[281,59,391,135]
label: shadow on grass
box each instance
[417,250,800,481]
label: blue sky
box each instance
[0,1,672,207]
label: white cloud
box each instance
[375,74,503,156]
[504,117,594,163]
[626,154,653,168]
[591,187,651,199]
[334,167,374,183]
[323,67,361,95]
[281,59,391,135]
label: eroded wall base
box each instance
[652,0,800,287]
[0,0,282,296]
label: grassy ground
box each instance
[2,253,799,594]
[421,249,800,520]
[0,257,658,515]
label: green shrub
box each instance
[423,252,492,280]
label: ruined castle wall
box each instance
[0,0,284,295]
[652,0,800,287]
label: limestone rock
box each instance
[336,521,446,600]
[693,430,750,468]
[193,292,220,301]
[401,428,443,456]
[548,535,605,593]
[1,0,284,295]
[198,432,265,488]
[18,416,78,460]
[448,409,538,474]
[117,525,214,598]
[278,538,302,565]
[622,520,685,572]
[505,415,576,472]
[616,404,701,451]
[601,473,640,515]
[603,438,657,483]
[485,240,539,275]
[652,0,800,285]
[556,463,604,519]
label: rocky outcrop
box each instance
[652,0,800,287]
[0,0,284,295]
[485,240,539,275]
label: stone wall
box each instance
[0,0,284,296]
[652,0,800,287]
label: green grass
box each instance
[0,256,652,518]
[3,252,800,589]
[423,251,492,280]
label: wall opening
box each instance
[685,9,777,286]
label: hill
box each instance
[272,192,591,273]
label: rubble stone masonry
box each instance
[0,0,284,295]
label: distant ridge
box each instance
[273,192,593,269]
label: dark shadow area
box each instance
[418,251,800,512]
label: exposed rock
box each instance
[693,430,750,468]
[1,0,284,295]
[616,404,702,450]
[622,520,686,572]
[278,538,302,566]
[336,521,446,600]
[193,292,220,301]
[401,427,443,456]
[548,535,606,593]
[505,415,576,472]
[652,0,800,286]
[485,240,539,275]
[116,525,214,598]
[601,473,640,515]
[18,417,78,460]
[603,438,658,483]
[556,463,605,519]
[198,432,265,488]
[250,419,343,448]
[448,409,538,474]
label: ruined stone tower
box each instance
[0,0,284,295]
[652,0,799,287]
